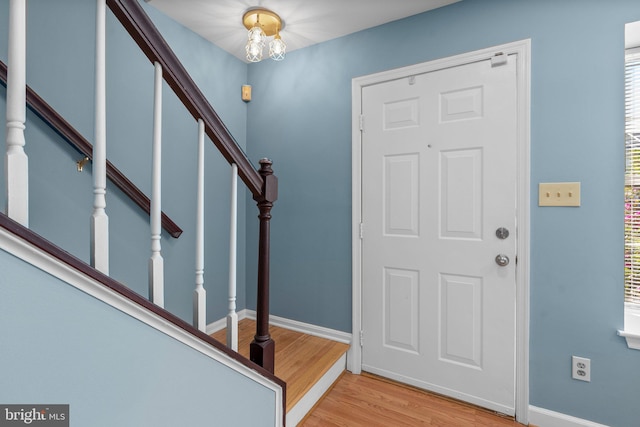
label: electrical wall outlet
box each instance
[572,356,591,382]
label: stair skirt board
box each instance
[0,228,285,427]
[287,352,346,427]
[207,309,353,345]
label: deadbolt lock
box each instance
[496,227,509,240]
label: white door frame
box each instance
[349,39,531,424]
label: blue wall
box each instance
[244,0,640,425]
[0,0,250,323]
[0,249,276,427]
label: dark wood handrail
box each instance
[107,0,263,197]
[0,60,183,239]
[0,211,286,412]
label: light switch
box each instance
[538,182,581,207]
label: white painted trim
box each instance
[529,406,610,427]
[286,353,346,427]
[514,39,532,426]
[618,330,640,350]
[0,231,284,427]
[351,39,531,424]
[619,303,640,350]
[212,310,353,345]
[266,313,352,345]
[349,70,363,374]
[207,308,249,335]
[206,316,228,335]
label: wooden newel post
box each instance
[250,158,277,373]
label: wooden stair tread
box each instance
[211,318,349,413]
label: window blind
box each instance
[625,50,640,304]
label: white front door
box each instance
[361,55,517,415]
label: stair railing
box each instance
[0,59,183,238]
[106,0,278,372]
[4,0,277,374]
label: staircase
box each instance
[0,208,350,426]
[211,318,350,426]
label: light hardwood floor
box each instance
[300,372,527,427]
[213,319,526,426]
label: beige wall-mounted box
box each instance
[538,182,581,207]
[241,85,252,102]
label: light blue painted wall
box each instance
[0,0,249,323]
[0,249,276,427]
[244,0,640,425]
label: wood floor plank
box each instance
[300,372,526,427]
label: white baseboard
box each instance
[252,310,352,344]
[529,406,609,427]
[207,310,352,345]
[205,309,249,335]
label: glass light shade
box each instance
[246,24,265,62]
[269,35,286,61]
[248,25,266,45]
[246,39,263,62]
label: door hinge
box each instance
[491,51,508,67]
[359,223,364,239]
[359,115,365,131]
[359,330,364,347]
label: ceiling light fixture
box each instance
[243,8,286,62]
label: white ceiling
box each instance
[145,0,460,62]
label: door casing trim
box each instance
[349,39,531,424]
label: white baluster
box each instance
[227,163,238,351]
[5,0,28,226]
[91,0,109,273]
[193,119,206,331]
[149,62,164,307]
